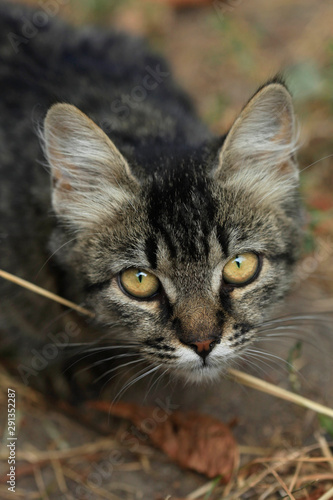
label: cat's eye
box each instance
[119,268,160,299]
[222,252,260,286]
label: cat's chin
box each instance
[174,362,225,385]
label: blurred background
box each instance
[1,1,333,498]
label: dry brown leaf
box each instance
[88,401,238,482]
[298,487,327,500]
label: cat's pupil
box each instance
[136,271,146,284]
[235,257,241,268]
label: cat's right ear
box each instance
[213,82,299,204]
[43,104,140,230]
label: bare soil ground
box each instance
[1,0,333,498]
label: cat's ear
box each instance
[214,82,299,202]
[43,103,139,229]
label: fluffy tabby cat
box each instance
[0,2,302,391]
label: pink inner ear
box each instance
[269,107,293,144]
[217,85,295,172]
[278,161,293,175]
[57,179,73,192]
[47,132,80,193]
[51,159,75,192]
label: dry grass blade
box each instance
[62,467,122,500]
[186,479,219,499]
[1,268,333,419]
[265,465,296,500]
[0,438,117,463]
[33,466,48,500]
[51,459,68,495]
[316,432,333,471]
[228,369,333,419]
[318,485,333,500]
[0,269,95,318]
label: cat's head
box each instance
[43,81,302,382]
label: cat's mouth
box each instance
[170,338,244,382]
[176,362,223,383]
[173,350,227,382]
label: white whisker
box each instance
[93,357,143,384]
[35,236,77,278]
[111,364,162,405]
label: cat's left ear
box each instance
[214,82,299,199]
[43,103,140,230]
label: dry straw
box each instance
[0,269,95,318]
[1,268,333,419]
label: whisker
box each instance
[59,342,136,348]
[98,360,148,395]
[245,347,307,384]
[144,367,170,401]
[65,344,140,352]
[35,237,77,278]
[299,153,333,175]
[111,364,162,405]
[258,324,314,333]
[58,325,139,356]
[93,357,143,384]
[63,343,139,373]
[258,333,322,350]
[241,356,275,379]
[259,313,333,328]
[246,347,294,365]
[256,327,318,342]
[245,350,290,374]
[83,353,139,375]
[245,348,301,376]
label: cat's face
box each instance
[43,82,302,382]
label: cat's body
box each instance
[0,2,302,392]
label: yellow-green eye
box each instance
[222,252,260,285]
[119,268,160,299]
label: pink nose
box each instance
[192,339,214,354]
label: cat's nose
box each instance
[191,339,216,359]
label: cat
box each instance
[0,1,302,394]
